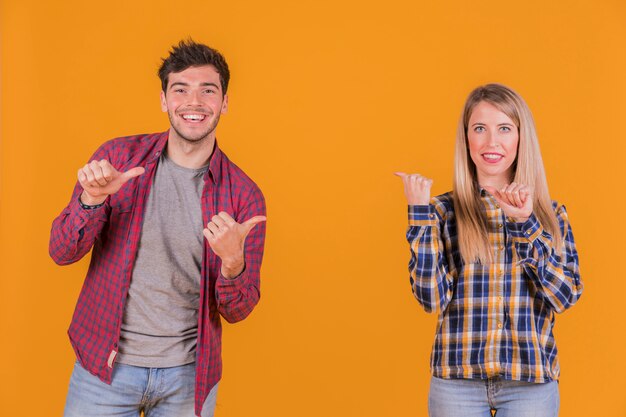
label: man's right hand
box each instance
[78,159,145,205]
[394,172,433,205]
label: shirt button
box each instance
[526,229,532,234]
[499,245,504,251]
[429,214,435,219]
[498,223,503,228]
[498,296,503,302]
[495,204,500,209]
[497,322,503,329]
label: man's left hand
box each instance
[203,212,266,279]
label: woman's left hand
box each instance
[483,182,533,223]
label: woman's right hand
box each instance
[394,172,433,205]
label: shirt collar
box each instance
[205,140,223,185]
[150,131,223,184]
[150,131,169,163]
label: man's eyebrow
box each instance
[200,82,220,90]
[169,81,220,89]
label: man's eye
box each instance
[204,89,216,94]
[174,89,185,93]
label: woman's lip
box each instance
[482,153,504,163]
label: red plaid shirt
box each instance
[49,131,266,416]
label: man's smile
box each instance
[180,112,208,123]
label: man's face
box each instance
[160,65,228,144]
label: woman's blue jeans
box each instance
[428,376,559,417]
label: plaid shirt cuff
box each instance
[408,205,437,226]
[506,213,543,242]
[70,195,108,225]
[217,266,248,289]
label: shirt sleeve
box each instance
[215,185,266,323]
[506,204,583,313]
[49,145,111,265]
[406,203,455,314]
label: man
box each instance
[50,39,266,417]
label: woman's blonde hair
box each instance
[453,83,561,263]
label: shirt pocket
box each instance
[109,190,135,214]
[105,193,135,243]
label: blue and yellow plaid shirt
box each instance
[407,191,582,383]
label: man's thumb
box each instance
[120,167,146,183]
[242,215,267,233]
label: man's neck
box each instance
[166,131,215,169]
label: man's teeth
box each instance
[182,114,205,121]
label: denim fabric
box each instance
[428,376,559,417]
[64,361,218,417]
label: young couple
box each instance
[50,39,582,417]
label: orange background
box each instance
[1,1,625,416]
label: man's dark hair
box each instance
[158,39,230,94]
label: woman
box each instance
[396,84,582,417]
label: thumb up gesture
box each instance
[203,212,267,279]
[395,172,433,205]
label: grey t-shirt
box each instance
[117,152,207,367]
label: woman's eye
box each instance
[500,126,511,132]
[474,126,485,132]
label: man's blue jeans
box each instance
[428,376,559,417]
[64,361,218,417]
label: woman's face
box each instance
[467,101,520,188]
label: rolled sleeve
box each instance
[408,204,438,227]
[506,213,543,243]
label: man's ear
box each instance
[160,90,167,112]
[221,94,229,114]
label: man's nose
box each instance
[189,90,203,105]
